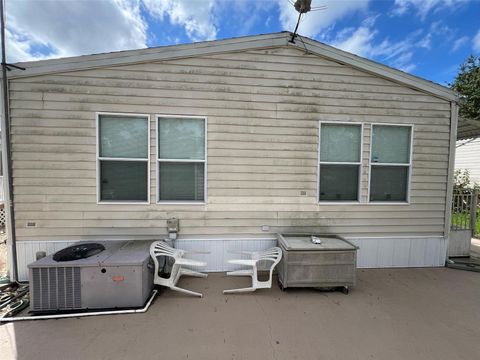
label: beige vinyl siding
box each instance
[9,46,451,241]
[455,138,480,184]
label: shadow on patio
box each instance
[1,268,480,360]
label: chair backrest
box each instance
[255,247,282,274]
[150,241,179,257]
[150,240,182,282]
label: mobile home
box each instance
[456,137,480,184]
[1,32,458,280]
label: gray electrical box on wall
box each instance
[167,217,179,233]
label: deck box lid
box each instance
[277,234,356,251]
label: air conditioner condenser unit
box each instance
[28,240,154,313]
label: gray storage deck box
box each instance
[277,234,357,291]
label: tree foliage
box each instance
[454,169,480,191]
[450,55,480,121]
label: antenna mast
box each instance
[289,0,326,43]
[1,0,20,281]
[289,0,312,43]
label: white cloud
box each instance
[429,21,455,40]
[329,17,429,73]
[392,0,469,19]
[219,0,277,34]
[277,0,370,39]
[6,0,147,62]
[452,36,469,52]
[142,0,218,41]
[474,30,480,53]
[417,34,432,49]
[331,25,376,57]
[329,16,474,74]
[5,29,49,63]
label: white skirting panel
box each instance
[174,237,278,272]
[15,235,447,281]
[16,240,77,281]
[347,236,447,268]
[15,236,278,281]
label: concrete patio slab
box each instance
[471,238,480,258]
[1,268,480,360]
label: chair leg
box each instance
[170,286,203,298]
[180,268,208,278]
[223,287,256,294]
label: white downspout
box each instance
[444,101,459,262]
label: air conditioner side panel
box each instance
[81,263,153,309]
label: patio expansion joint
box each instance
[254,296,277,360]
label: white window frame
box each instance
[317,121,364,204]
[156,114,207,205]
[367,123,414,205]
[96,112,151,205]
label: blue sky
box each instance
[5,0,480,86]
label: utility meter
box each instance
[167,217,179,239]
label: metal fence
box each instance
[451,189,479,233]
[0,176,4,230]
[0,204,4,228]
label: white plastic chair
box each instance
[223,247,283,294]
[150,240,209,298]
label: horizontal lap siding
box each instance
[455,138,480,183]
[9,47,451,241]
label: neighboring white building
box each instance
[456,137,480,184]
[1,32,459,280]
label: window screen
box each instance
[320,124,361,162]
[100,161,148,201]
[319,123,362,202]
[370,166,408,202]
[371,125,411,164]
[370,125,412,202]
[158,117,206,202]
[97,114,149,202]
[319,165,359,201]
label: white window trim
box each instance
[96,112,151,205]
[317,121,364,204]
[156,114,208,205]
[367,123,414,205]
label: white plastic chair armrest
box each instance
[175,258,207,267]
[227,250,255,255]
[227,259,257,267]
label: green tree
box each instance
[454,168,480,191]
[450,55,480,121]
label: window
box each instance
[97,113,149,203]
[369,124,412,202]
[318,123,362,202]
[157,116,206,202]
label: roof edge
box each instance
[5,32,290,79]
[288,36,457,102]
[5,31,457,102]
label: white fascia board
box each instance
[288,36,457,102]
[5,31,457,102]
[5,33,290,79]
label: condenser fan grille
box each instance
[31,267,81,311]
